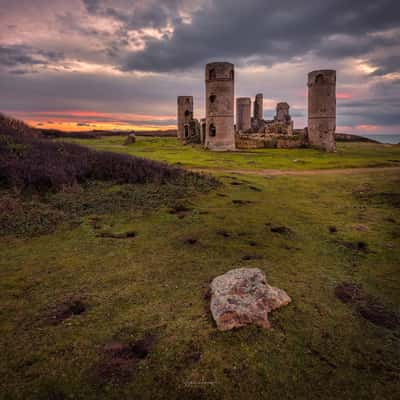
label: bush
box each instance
[0,114,217,192]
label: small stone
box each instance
[210,268,291,331]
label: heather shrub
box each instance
[0,114,217,193]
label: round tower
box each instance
[236,97,251,132]
[205,62,235,150]
[177,96,193,141]
[307,70,336,152]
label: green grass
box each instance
[1,139,400,399]
[61,135,400,171]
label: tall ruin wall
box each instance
[307,70,336,152]
[205,62,235,151]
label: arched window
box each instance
[209,123,216,137]
[209,69,216,80]
[230,69,234,80]
[184,110,191,117]
[184,125,189,138]
[209,95,216,103]
[315,74,324,84]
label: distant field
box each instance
[1,136,399,399]
[62,135,400,171]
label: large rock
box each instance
[124,132,136,145]
[210,268,291,331]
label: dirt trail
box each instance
[191,166,400,177]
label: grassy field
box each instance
[1,138,399,399]
[62,135,400,171]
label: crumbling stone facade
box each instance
[177,96,201,144]
[307,70,336,152]
[176,63,337,151]
[177,96,193,141]
[236,97,251,132]
[204,62,235,151]
[254,93,263,120]
[275,102,290,123]
[251,93,263,131]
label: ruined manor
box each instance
[177,62,336,152]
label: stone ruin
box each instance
[177,96,201,144]
[177,62,336,152]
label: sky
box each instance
[0,0,399,133]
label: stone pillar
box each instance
[236,97,251,132]
[253,93,263,121]
[307,70,336,152]
[177,96,193,141]
[205,62,235,151]
[275,102,290,122]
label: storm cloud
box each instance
[0,0,399,132]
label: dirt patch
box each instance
[336,240,369,253]
[184,237,198,245]
[353,224,369,232]
[242,255,262,261]
[248,241,258,247]
[232,199,254,205]
[216,230,230,238]
[270,226,293,235]
[329,226,338,233]
[96,333,156,384]
[182,345,202,367]
[335,282,360,303]
[169,203,191,214]
[282,244,300,251]
[46,298,86,325]
[335,282,400,330]
[97,230,136,239]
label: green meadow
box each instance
[1,137,399,399]
[64,135,400,170]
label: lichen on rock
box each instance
[210,268,291,331]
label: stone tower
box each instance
[307,70,336,152]
[253,93,263,121]
[205,62,235,150]
[275,102,290,122]
[177,96,193,141]
[236,97,251,132]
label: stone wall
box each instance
[236,132,307,149]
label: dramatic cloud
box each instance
[122,0,400,72]
[0,0,399,132]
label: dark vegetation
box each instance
[0,114,214,192]
[0,114,218,236]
